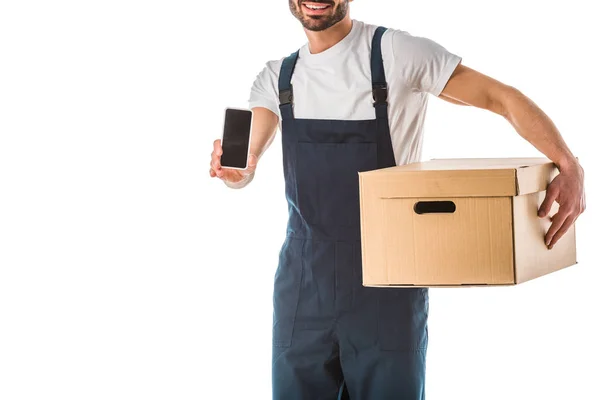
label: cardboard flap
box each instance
[515,162,558,195]
[359,158,555,198]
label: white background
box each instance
[0,0,598,399]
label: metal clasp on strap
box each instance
[372,84,388,106]
[279,86,294,106]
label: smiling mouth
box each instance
[302,2,332,14]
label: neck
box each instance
[305,16,353,54]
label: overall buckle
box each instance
[373,84,388,105]
[279,87,294,106]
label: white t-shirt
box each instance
[248,20,462,166]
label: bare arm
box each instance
[440,65,577,166]
[249,107,279,161]
[438,93,468,106]
[210,107,279,189]
[439,64,585,248]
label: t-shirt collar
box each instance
[299,19,361,65]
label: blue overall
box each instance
[272,27,429,399]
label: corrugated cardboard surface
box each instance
[361,196,515,286]
[359,157,577,287]
[358,157,555,199]
[513,191,577,283]
[362,169,517,199]
[386,157,552,171]
[515,162,559,195]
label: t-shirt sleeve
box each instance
[248,60,281,120]
[389,29,462,96]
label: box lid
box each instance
[358,158,557,198]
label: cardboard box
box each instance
[358,158,577,287]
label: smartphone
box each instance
[220,107,253,170]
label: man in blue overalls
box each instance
[210,1,585,398]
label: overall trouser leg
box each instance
[336,260,428,398]
[272,239,343,400]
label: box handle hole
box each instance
[414,201,456,215]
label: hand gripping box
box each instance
[358,158,577,287]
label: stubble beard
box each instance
[289,0,349,32]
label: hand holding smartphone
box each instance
[220,108,253,169]
[209,107,256,186]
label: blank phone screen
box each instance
[221,108,252,169]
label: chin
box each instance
[301,16,333,31]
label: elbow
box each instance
[495,85,524,120]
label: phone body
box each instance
[220,107,253,170]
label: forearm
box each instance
[249,107,279,161]
[501,88,578,170]
[440,65,578,170]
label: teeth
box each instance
[306,4,327,9]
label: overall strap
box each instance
[278,50,300,121]
[371,26,396,168]
[371,26,389,118]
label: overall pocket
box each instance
[295,142,376,228]
[272,237,304,348]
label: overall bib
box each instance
[273,27,429,400]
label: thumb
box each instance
[244,153,258,174]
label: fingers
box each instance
[538,164,585,248]
[547,215,577,249]
[242,153,258,175]
[538,184,558,218]
[213,139,222,155]
[545,209,567,247]
[210,143,223,178]
[210,158,222,178]
[248,153,258,167]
